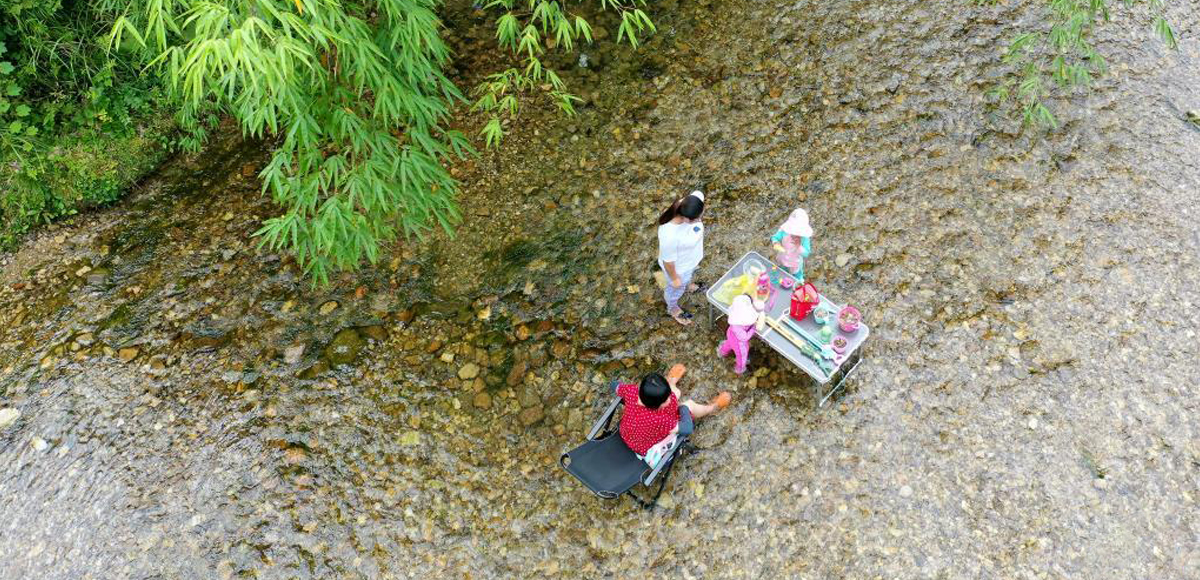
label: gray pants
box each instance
[662,268,694,313]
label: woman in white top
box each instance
[657,191,705,326]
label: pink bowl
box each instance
[837,306,861,333]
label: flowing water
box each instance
[2,0,1198,577]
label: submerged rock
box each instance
[458,363,480,380]
[86,268,111,286]
[0,408,19,430]
[284,344,306,364]
[519,405,544,427]
[325,328,364,366]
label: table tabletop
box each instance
[704,251,870,384]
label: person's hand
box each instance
[773,243,785,253]
[671,276,682,289]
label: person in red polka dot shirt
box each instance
[617,364,731,456]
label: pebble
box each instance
[458,363,480,380]
[507,362,527,387]
[117,347,139,363]
[284,344,306,364]
[473,392,492,409]
[319,301,339,315]
[899,485,913,497]
[0,407,20,429]
[1093,478,1109,490]
[31,437,49,452]
[835,253,852,267]
[519,406,545,426]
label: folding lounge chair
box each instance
[559,380,689,509]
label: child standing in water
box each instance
[771,208,813,281]
[717,294,764,374]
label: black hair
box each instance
[657,194,705,225]
[639,373,671,408]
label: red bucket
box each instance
[789,282,820,321]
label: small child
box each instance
[771,208,813,281]
[718,294,764,374]
[616,365,731,459]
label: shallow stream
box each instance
[2,0,1198,577]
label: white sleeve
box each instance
[658,226,678,262]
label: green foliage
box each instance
[988,0,1177,129]
[0,113,175,248]
[0,0,176,247]
[109,0,475,285]
[471,0,654,147]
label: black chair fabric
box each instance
[561,432,647,498]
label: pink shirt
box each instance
[777,234,805,269]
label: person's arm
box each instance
[771,229,786,252]
[663,261,682,288]
[659,227,682,288]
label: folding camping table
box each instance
[704,251,869,407]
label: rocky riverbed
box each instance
[2,0,1198,577]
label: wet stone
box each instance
[284,344,306,364]
[507,361,527,387]
[360,325,388,341]
[518,387,540,409]
[0,408,20,430]
[325,328,364,366]
[319,300,339,315]
[519,406,545,427]
[458,363,480,380]
[86,268,111,286]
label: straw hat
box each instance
[780,208,813,237]
[728,294,762,326]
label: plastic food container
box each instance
[837,306,861,333]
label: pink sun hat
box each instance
[728,294,763,326]
[780,208,813,237]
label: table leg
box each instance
[819,348,863,408]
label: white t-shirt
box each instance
[657,220,705,275]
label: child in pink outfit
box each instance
[718,294,764,374]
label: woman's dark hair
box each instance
[657,194,704,225]
[639,373,671,408]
